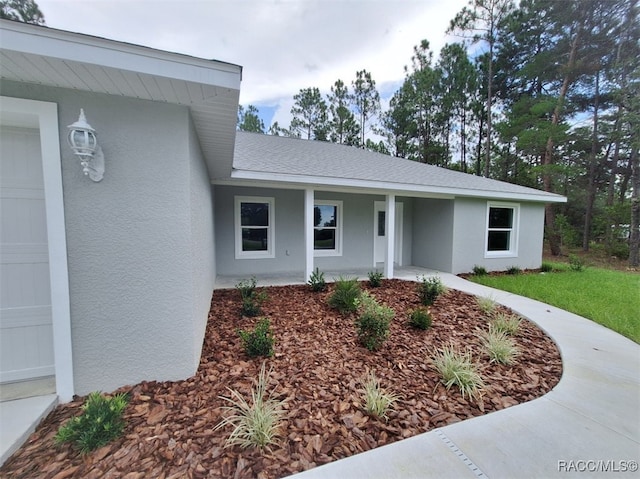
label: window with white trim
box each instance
[235,196,274,259]
[485,203,518,256]
[313,200,342,256]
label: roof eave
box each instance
[0,19,242,89]
[228,169,568,203]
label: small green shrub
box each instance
[215,362,286,449]
[490,312,521,336]
[432,345,484,401]
[475,295,497,316]
[236,276,257,299]
[506,265,521,275]
[328,276,361,314]
[540,261,554,273]
[55,391,129,453]
[409,307,432,330]
[355,292,394,351]
[569,254,585,272]
[307,267,327,292]
[236,277,267,317]
[238,318,274,357]
[360,370,399,420]
[481,328,520,365]
[416,275,446,306]
[367,270,384,288]
[472,265,488,276]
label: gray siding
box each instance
[1,80,216,395]
[451,198,545,273]
[411,198,455,272]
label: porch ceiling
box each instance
[0,19,241,179]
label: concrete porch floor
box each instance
[214,265,439,289]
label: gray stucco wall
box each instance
[451,198,545,274]
[214,187,412,276]
[411,198,455,272]
[1,80,216,395]
[188,115,215,367]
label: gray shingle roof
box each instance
[232,132,565,202]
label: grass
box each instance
[215,362,286,449]
[470,263,640,343]
[432,345,484,401]
[481,328,520,365]
[360,370,399,420]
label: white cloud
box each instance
[37,0,468,128]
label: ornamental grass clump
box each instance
[215,362,286,450]
[417,275,446,306]
[408,307,432,330]
[490,312,521,336]
[238,318,274,357]
[476,295,497,316]
[472,265,488,276]
[355,292,394,351]
[481,327,520,365]
[55,391,129,454]
[328,276,361,314]
[360,370,399,420]
[432,345,484,401]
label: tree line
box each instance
[238,0,639,267]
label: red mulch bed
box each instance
[1,280,562,479]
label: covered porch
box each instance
[214,265,441,289]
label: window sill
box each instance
[484,251,518,259]
[314,250,342,257]
[235,252,275,260]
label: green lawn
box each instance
[470,264,640,343]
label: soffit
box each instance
[0,20,241,179]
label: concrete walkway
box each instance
[289,272,640,479]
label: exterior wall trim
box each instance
[0,95,74,401]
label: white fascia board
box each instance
[226,170,567,203]
[0,21,241,90]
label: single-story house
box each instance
[0,19,565,403]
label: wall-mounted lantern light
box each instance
[67,109,104,182]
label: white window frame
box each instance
[313,200,343,257]
[234,196,275,259]
[485,202,519,258]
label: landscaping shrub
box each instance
[432,345,484,401]
[408,307,432,330]
[472,265,488,276]
[416,275,445,306]
[506,265,521,275]
[215,362,286,449]
[236,277,267,317]
[55,391,129,453]
[481,327,520,365]
[307,267,327,292]
[569,254,585,272]
[367,270,384,287]
[475,295,497,316]
[490,312,521,336]
[238,318,274,357]
[328,276,361,314]
[355,292,394,351]
[360,370,398,420]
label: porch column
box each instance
[385,194,396,279]
[304,188,314,281]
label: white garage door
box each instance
[0,126,54,383]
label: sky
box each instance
[37,0,469,129]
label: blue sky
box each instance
[37,0,469,131]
